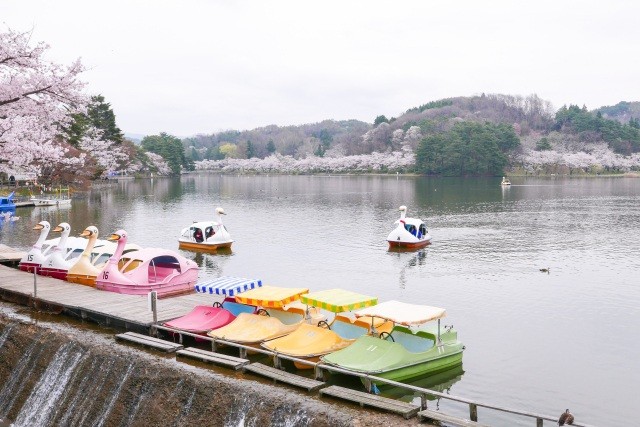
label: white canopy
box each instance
[355,300,446,326]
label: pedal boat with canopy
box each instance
[207,285,324,348]
[320,300,464,386]
[262,289,393,369]
[163,276,261,334]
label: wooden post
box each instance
[363,377,372,393]
[211,339,217,352]
[420,394,428,410]
[148,291,158,324]
[239,347,247,359]
[314,365,324,381]
[33,268,37,298]
[469,403,478,421]
[273,352,281,370]
[536,417,543,427]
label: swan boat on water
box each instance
[386,206,431,249]
[0,192,16,213]
[178,207,233,252]
[501,176,512,186]
[19,221,55,273]
[261,289,392,369]
[321,300,464,388]
[96,229,199,298]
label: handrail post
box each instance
[469,403,478,421]
[363,377,372,393]
[314,365,324,381]
[536,418,543,427]
[420,394,428,410]
[33,267,37,298]
[273,352,281,370]
[211,338,217,352]
[239,347,247,359]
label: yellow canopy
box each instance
[234,285,308,308]
[300,288,377,313]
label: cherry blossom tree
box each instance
[0,27,88,176]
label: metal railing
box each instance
[150,324,594,427]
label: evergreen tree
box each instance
[266,139,276,154]
[141,132,190,175]
[246,140,255,159]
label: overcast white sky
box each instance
[3,0,639,137]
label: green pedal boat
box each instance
[320,300,464,386]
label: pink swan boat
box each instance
[96,229,199,298]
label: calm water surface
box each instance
[2,174,639,426]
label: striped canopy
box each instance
[194,276,262,297]
[234,285,308,308]
[300,289,377,313]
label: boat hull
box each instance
[368,351,464,386]
[178,241,232,252]
[37,267,68,281]
[387,239,431,249]
[96,280,195,298]
[66,273,97,287]
[19,262,40,273]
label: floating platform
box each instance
[319,385,420,419]
[244,362,326,392]
[418,409,490,426]
[0,245,26,265]
[177,347,249,370]
[116,332,184,352]
[0,264,221,332]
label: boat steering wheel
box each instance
[317,320,331,330]
[379,331,395,342]
[256,308,270,317]
[212,302,223,308]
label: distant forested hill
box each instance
[186,94,640,176]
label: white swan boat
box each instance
[386,206,431,249]
[178,207,233,252]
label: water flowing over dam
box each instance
[0,305,415,427]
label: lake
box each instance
[2,174,639,426]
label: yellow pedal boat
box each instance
[207,285,323,348]
[262,288,392,369]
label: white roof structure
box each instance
[355,300,446,326]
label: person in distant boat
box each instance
[193,227,204,243]
[205,226,214,239]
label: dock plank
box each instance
[244,363,325,392]
[0,264,222,328]
[319,385,419,419]
[177,347,249,370]
[417,409,490,427]
[115,332,183,352]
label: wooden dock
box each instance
[0,264,220,332]
[177,347,249,370]
[244,362,326,392]
[0,245,26,265]
[418,409,490,426]
[319,385,420,419]
[116,332,184,352]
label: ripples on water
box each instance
[2,175,640,426]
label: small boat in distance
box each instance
[31,187,72,207]
[501,176,512,186]
[178,207,233,252]
[0,192,16,213]
[386,206,431,250]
